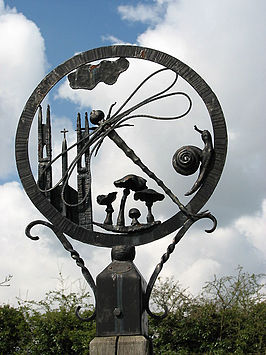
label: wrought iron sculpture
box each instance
[15,46,227,340]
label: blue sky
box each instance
[5,0,148,66]
[0,0,265,305]
[3,0,151,132]
[1,0,150,184]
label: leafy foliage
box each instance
[0,267,265,354]
[149,267,265,354]
[1,272,96,354]
[0,305,30,354]
[202,266,265,310]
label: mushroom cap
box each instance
[129,208,141,219]
[97,191,117,205]
[114,174,147,191]
[134,188,165,203]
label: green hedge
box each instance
[0,267,265,354]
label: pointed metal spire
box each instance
[61,128,68,180]
[46,105,52,160]
[77,112,81,135]
[37,104,52,199]
[77,112,82,171]
[76,112,93,231]
[38,105,43,161]
[85,111,89,135]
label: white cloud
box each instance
[235,200,266,257]
[136,199,266,295]
[0,1,46,179]
[132,0,266,225]
[101,35,132,45]
[118,2,168,26]
[0,181,109,306]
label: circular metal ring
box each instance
[15,45,227,247]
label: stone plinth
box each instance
[90,335,151,355]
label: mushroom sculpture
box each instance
[128,208,141,226]
[114,174,147,226]
[134,188,165,223]
[97,192,117,225]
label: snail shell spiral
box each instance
[172,145,202,176]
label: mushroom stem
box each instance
[131,216,139,226]
[117,187,130,226]
[146,201,154,223]
[104,204,114,225]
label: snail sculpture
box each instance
[173,125,214,196]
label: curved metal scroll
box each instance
[145,213,217,319]
[25,220,96,321]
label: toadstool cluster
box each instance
[97,173,165,228]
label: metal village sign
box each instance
[15,45,227,354]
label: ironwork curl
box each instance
[145,212,217,319]
[25,220,96,322]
